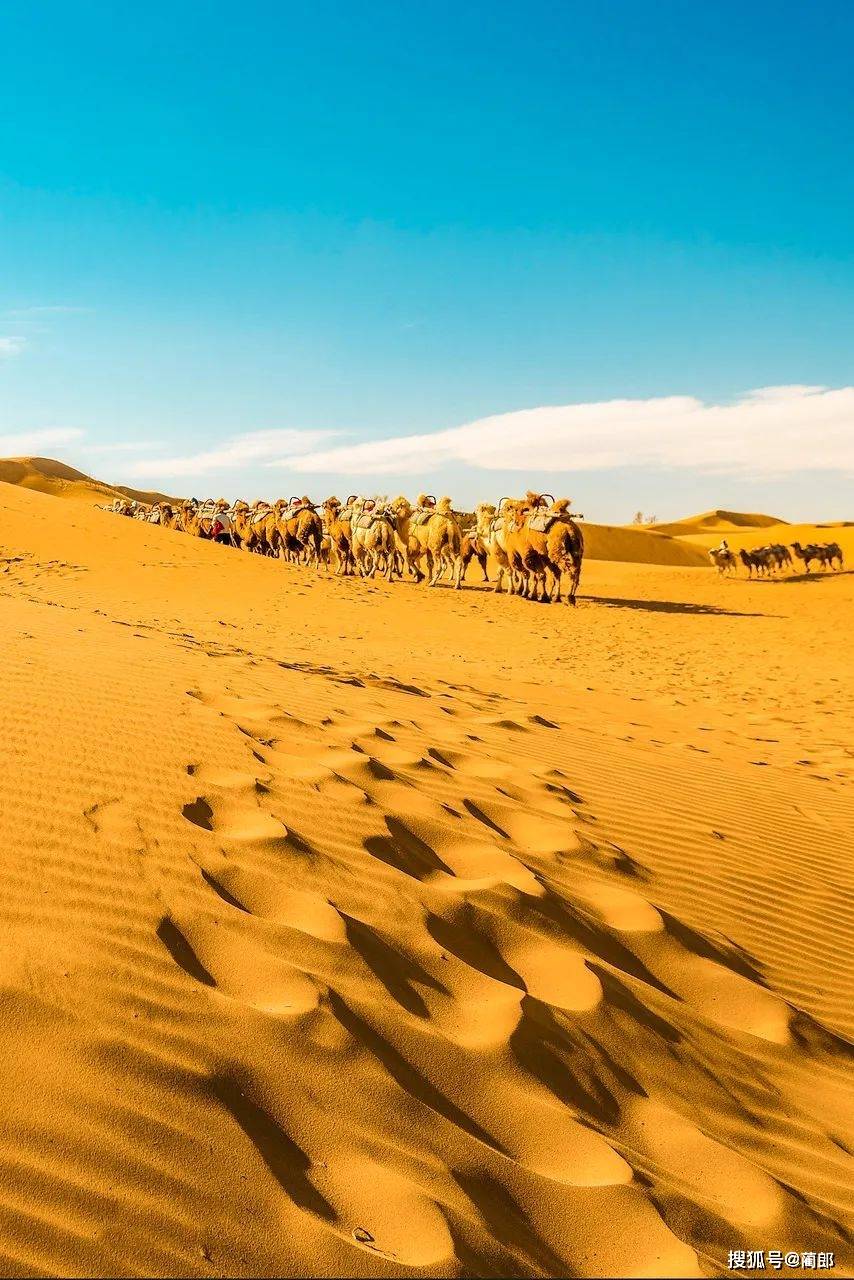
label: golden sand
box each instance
[0,470,851,1277]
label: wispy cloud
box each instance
[83,440,166,455]
[0,336,26,358]
[274,385,854,477]
[127,428,341,478]
[0,427,85,454]
[3,305,92,319]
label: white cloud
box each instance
[3,306,91,318]
[83,440,166,455]
[0,427,84,454]
[0,336,26,358]
[275,385,854,477]
[127,428,340,478]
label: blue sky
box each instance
[1,0,853,519]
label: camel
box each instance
[349,499,398,580]
[768,543,793,570]
[708,547,737,575]
[276,497,323,567]
[502,493,584,604]
[321,497,355,575]
[739,547,771,577]
[791,542,822,572]
[387,497,427,582]
[408,496,463,588]
[232,501,277,554]
[458,531,489,584]
[538,496,584,604]
[475,502,518,594]
[178,501,211,538]
[792,541,844,572]
[825,541,845,570]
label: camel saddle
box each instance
[525,512,557,533]
[354,508,392,531]
[412,508,436,527]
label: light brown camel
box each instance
[505,493,584,604]
[475,502,519,594]
[708,547,738,575]
[349,499,397,579]
[409,496,463,588]
[276,498,323,567]
[321,497,355,575]
[232,501,277,554]
[388,497,427,582]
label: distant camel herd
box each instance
[100,492,586,604]
[708,540,845,577]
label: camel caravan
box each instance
[103,491,586,604]
[708,537,844,576]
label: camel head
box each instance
[390,495,412,516]
[324,496,341,513]
[475,502,496,534]
[549,497,572,515]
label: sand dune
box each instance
[580,523,709,566]
[0,456,176,509]
[652,510,788,537]
[0,477,852,1277]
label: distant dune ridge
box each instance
[651,509,788,536]
[0,462,852,1276]
[0,455,178,508]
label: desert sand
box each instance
[0,466,852,1278]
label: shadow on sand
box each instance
[582,595,767,617]
[748,569,851,585]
